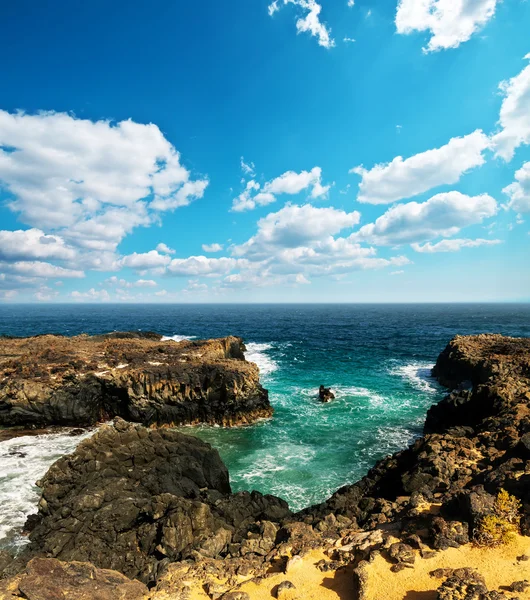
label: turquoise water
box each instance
[0,303,529,540]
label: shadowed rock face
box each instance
[23,419,290,585]
[0,333,272,427]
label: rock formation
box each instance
[1,333,530,600]
[0,333,272,428]
[20,418,290,585]
[318,385,335,403]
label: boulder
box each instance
[23,419,290,585]
[318,385,335,403]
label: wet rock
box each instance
[0,557,147,600]
[319,385,335,403]
[0,334,271,428]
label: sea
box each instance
[1,303,529,552]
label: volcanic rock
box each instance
[0,333,271,427]
[318,385,335,402]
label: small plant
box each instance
[474,489,521,547]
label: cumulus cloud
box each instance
[503,162,530,213]
[492,56,530,161]
[0,260,85,279]
[202,243,224,253]
[351,131,492,204]
[0,229,76,261]
[353,192,498,246]
[267,0,335,49]
[71,288,111,302]
[0,111,208,234]
[411,238,502,253]
[395,0,499,52]
[233,204,361,258]
[240,157,255,176]
[119,250,172,270]
[156,243,175,254]
[232,167,330,211]
[167,256,248,277]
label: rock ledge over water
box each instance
[0,332,272,428]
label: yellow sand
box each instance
[365,535,530,600]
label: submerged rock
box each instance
[23,419,290,585]
[318,385,335,403]
[0,333,272,428]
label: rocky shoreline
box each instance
[1,333,529,599]
[0,333,272,428]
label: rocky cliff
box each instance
[0,333,272,428]
[1,334,529,600]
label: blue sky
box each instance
[0,0,529,302]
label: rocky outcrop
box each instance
[0,333,271,427]
[318,385,335,403]
[297,334,530,544]
[21,419,290,585]
[0,558,148,600]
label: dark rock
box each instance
[0,334,271,428]
[388,542,415,565]
[0,557,147,600]
[23,420,290,585]
[509,581,530,592]
[430,517,469,550]
[436,568,488,600]
[275,580,296,599]
[318,385,335,403]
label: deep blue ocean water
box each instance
[1,303,529,550]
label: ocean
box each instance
[1,303,529,552]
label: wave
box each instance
[0,428,94,551]
[244,342,278,378]
[161,334,196,342]
[389,361,438,393]
[297,385,385,405]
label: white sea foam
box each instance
[0,429,94,551]
[244,342,278,378]
[390,362,438,393]
[298,385,385,405]
[161,334,196,342]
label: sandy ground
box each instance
[158,536,530,600]
[364,535,530,600]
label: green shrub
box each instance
[473,489,521,547]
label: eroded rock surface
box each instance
[0,333,271,427]
[0,558,148,600]
[22,419,290,585]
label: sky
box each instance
[0,0,529,303]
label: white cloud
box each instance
[343,37,356,43]
[268,0,335,49]
[351,130,491,204]
[492,56,530,161]
[347,0,354,6]
[71,288,111,302]
[233,204,361,258]
[503,162,530,212]
[395,0,499,53]
[353,191,498,246]
[167,256,247,276]
[390,270,405,276]
[0,228,76,261]
[119,250,171,270]
[0,260,85,279]
[240,157,255,176]
[231,166,330,211]
[202,243,224,252]
[411,238,502,253]
[156,243,175,254]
